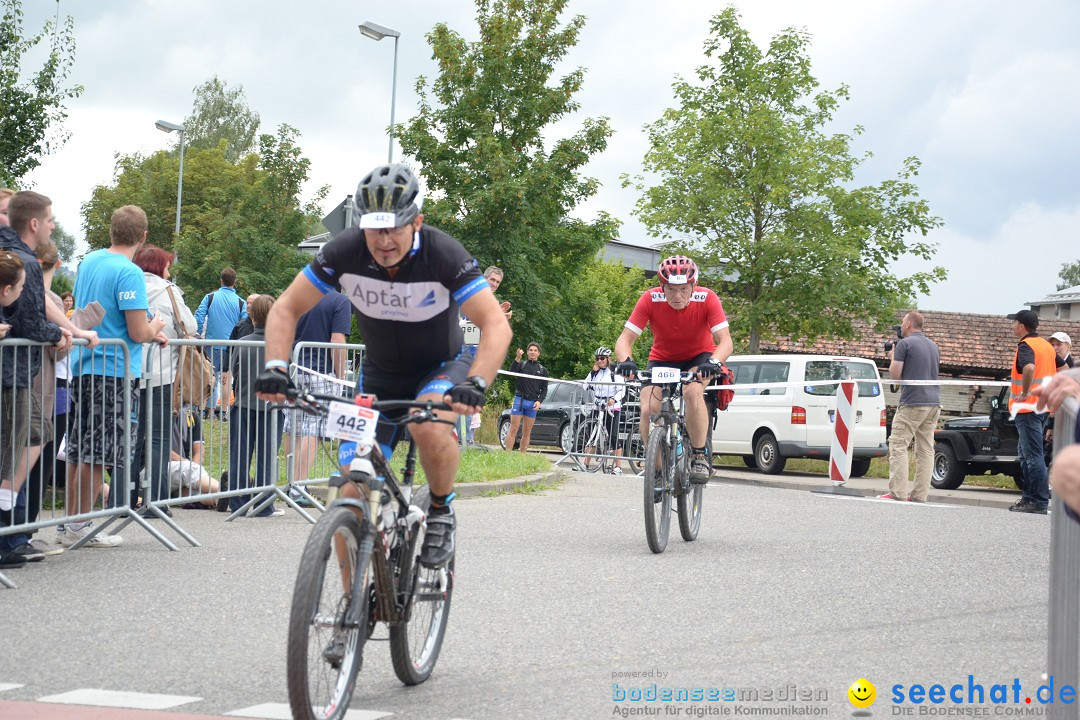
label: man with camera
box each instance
[880,311,940,502]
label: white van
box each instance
[710,354,887,476]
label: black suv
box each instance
[932,386,1022,490]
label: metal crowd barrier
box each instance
[137,338,320,534]
[283,341,366,516]
[495,372,646,475]
[1,337,178,589]
[1048,396,1080,720]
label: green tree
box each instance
[52,220,76,262]
[51,271,72,295]
[0,0,83,187]
[181,76,261,163]
[396,0,615,376]
[1058,260,1080,291]
[81,125,326,305]
[625,8,944,352]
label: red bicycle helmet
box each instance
[657,255,698,286]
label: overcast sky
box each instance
[14,0,1080,316]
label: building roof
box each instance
[1028,284,1080,306]
[760,310,1080,379]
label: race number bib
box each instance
[328,401,380,444]
[651,367,680,384]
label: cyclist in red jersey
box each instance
[614,255,733,482]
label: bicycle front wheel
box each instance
[644,428,672,554]
[574,418,602,472]
[390,486,455,686]
[287,506,373,720]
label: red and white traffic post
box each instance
[829,381,858,486]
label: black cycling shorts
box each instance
[355,356,473,456]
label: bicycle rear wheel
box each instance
[390,486,455,685]
[677,429,703,541]
[679,424,712,541]
[624,432,645,474]
[574,418,603,472]
[287,506,372,720]
[644,428,672,554]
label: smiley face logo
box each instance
[848,679,876,709]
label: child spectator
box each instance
[228,294,284,517]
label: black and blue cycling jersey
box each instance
[304,224,488,377]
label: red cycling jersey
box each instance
[625,286,728,362]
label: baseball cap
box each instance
[1050,331,1072,345]
[1006,309,1040,330]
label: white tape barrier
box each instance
[498,368,1012,392]
[295,364,1027,408]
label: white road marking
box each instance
[225,703,392,719]
[813,493,962,508]
[37,688,201,709]
[0,684,24,693]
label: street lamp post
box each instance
[358,20,401,164]
[155,119,186,240]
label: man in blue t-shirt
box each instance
[61,205,167,549]
[284,290,352,503]
[194,267,247,416]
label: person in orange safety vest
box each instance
[1006,309,1065,514]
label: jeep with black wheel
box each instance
[931,388,1022,490]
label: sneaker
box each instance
[30,537,65,556]
[0,551,27,569]
[251,507,285,518]
[907,496,926,503]
[58,523,124,548]
[420,505,456,568]
[8,542,45,562]
[876,492,904,500]
[652,468,664,504]
[138,505,173,519]
[690,453,711,484]
[1009,500,1048,514]
[217,471,231,512]
[612,466,623,476]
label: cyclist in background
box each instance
[584,346,626,474]
[254,163,512,568]
[614,256,732,483]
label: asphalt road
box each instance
[0,470,1055,719]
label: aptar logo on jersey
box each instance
[338,274,450,322]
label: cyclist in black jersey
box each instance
[255,163,512,568]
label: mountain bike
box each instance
[574,399,621,473]
[282,388,455,720]
[638,368,709,553]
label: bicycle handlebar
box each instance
[281,388,454,425]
